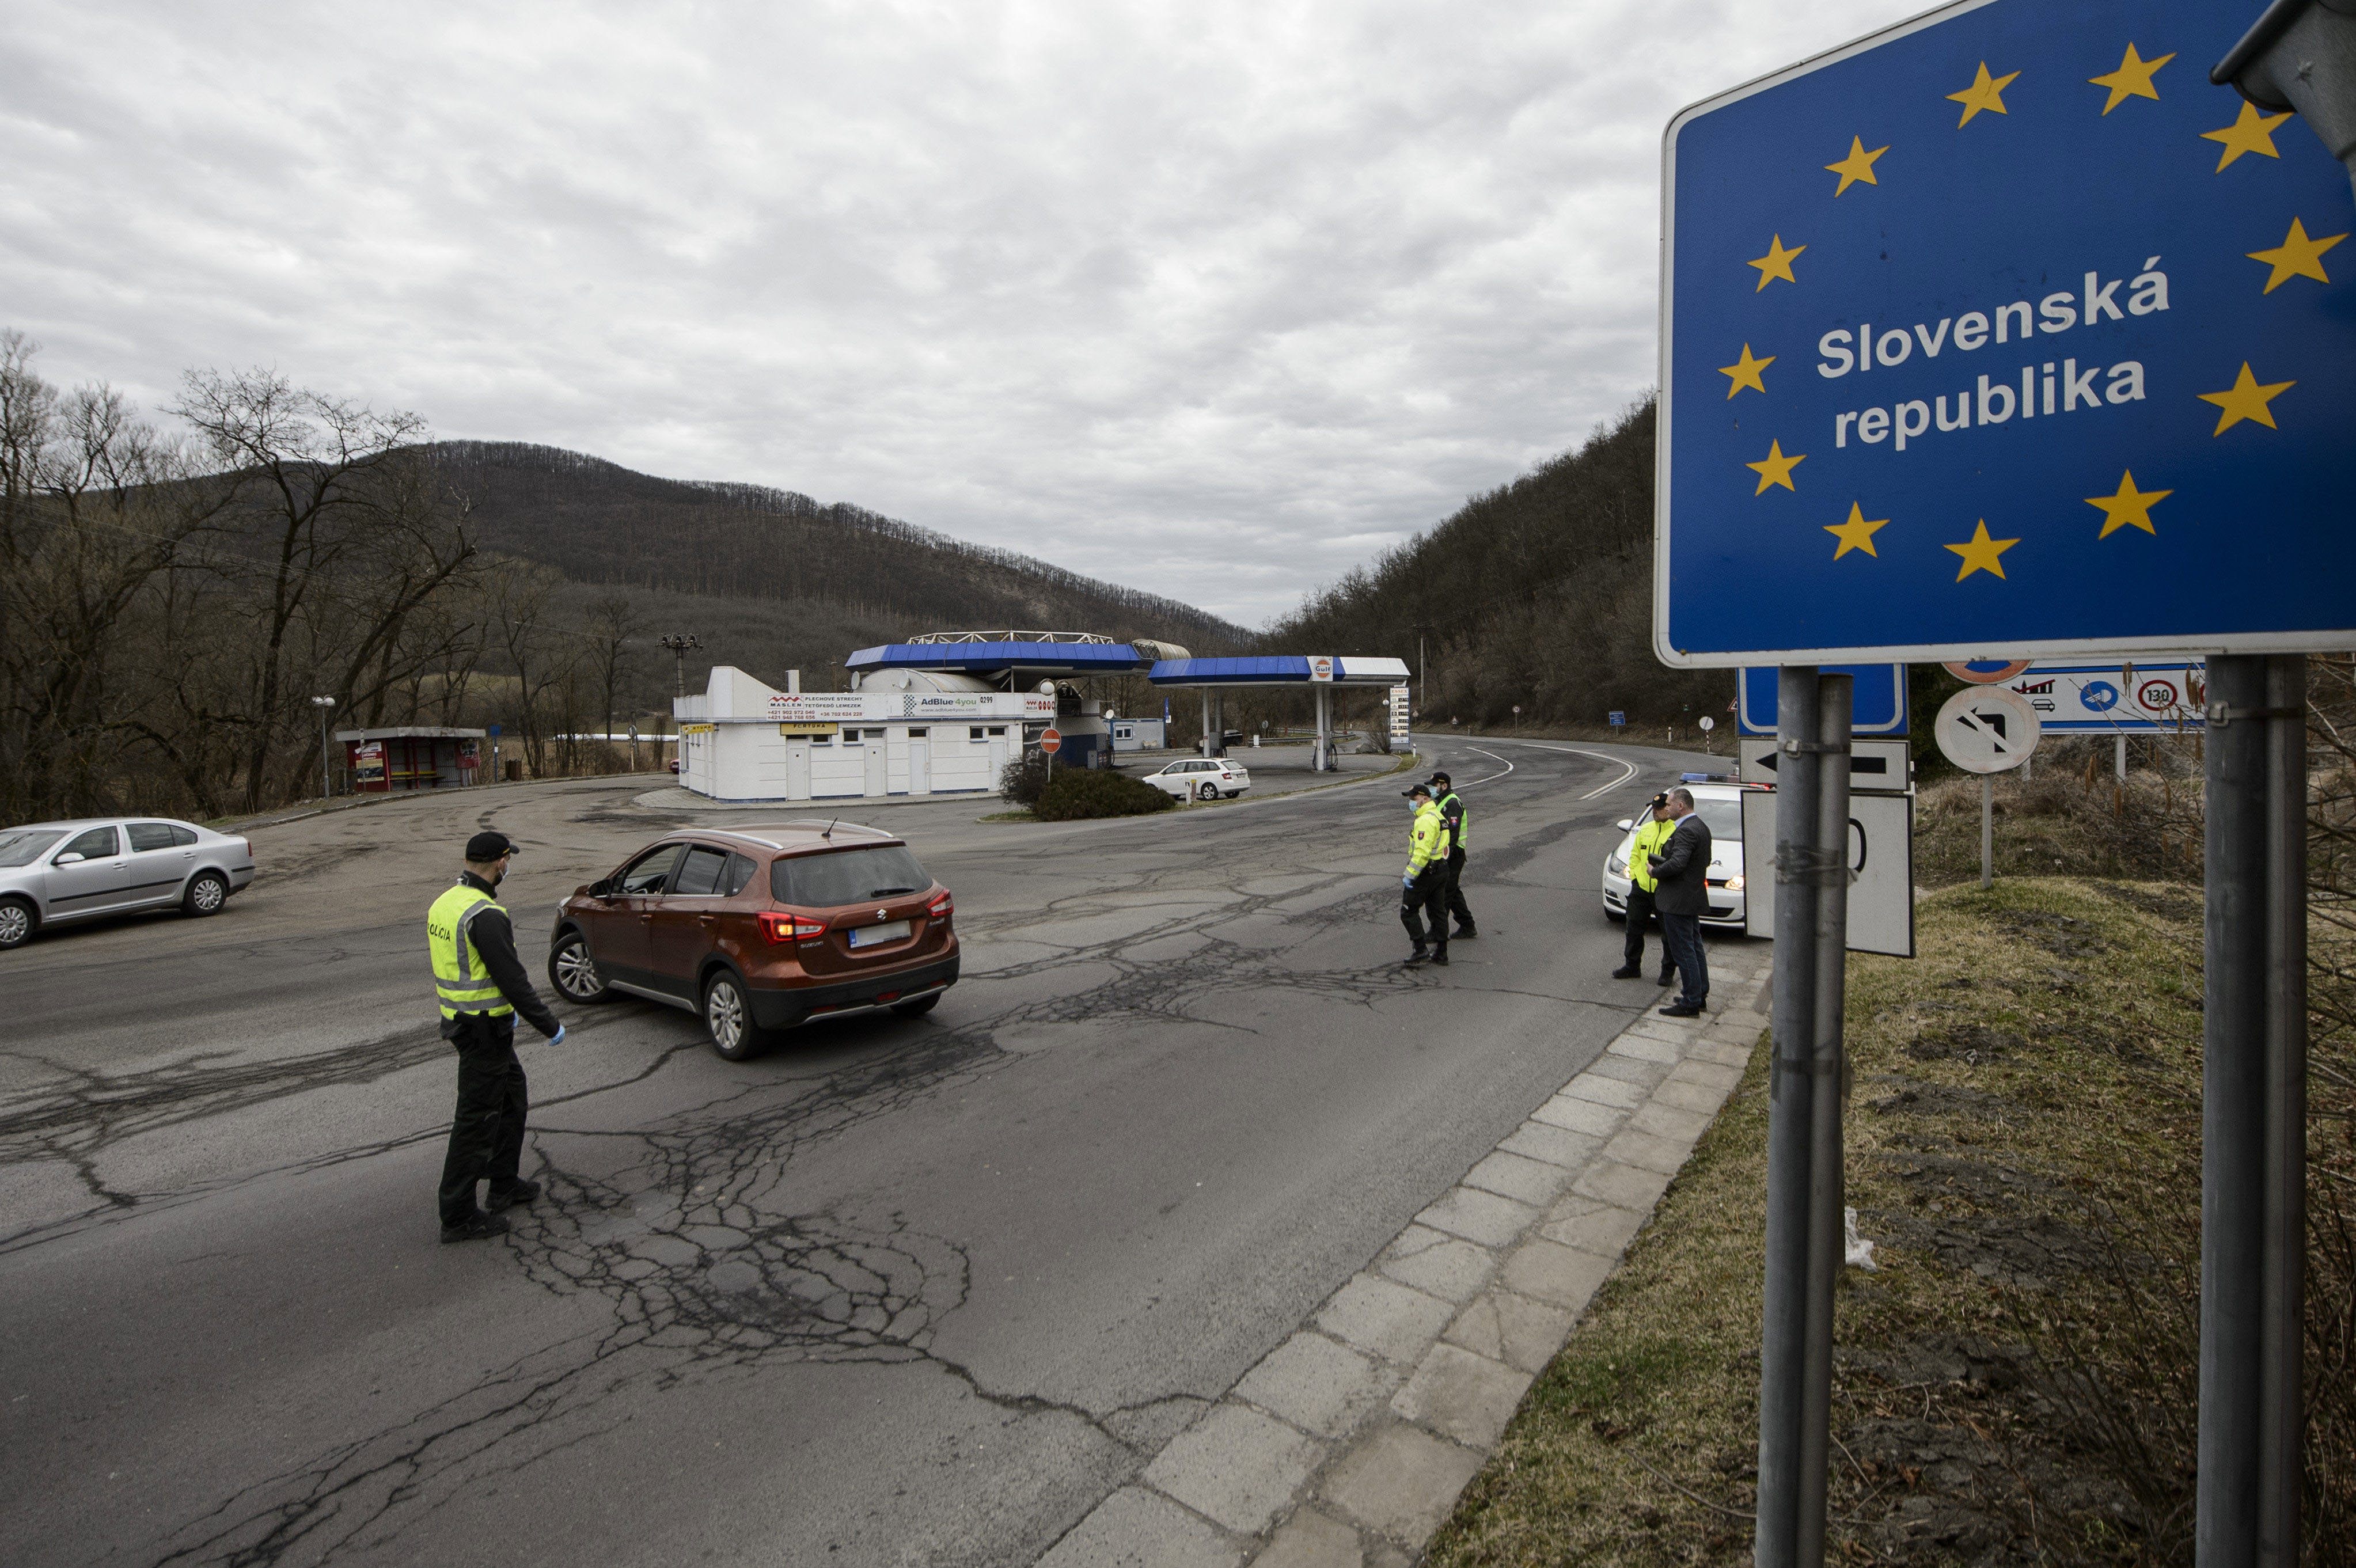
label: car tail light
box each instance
[927,890,953,918]
[758,911,828,944]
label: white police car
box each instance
[1599,784,1754,932]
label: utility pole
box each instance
[657,634,701,771]
[310,696,338,800]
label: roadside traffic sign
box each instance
[1657,0,2356,667]
[1944,660,2031,685]
[1608,710,1626,727]
[1739,735,1913,792]
[1934,686,2042,772]
[1698,715,1716,731]
[1737,663,1907,735]
[1038,728,1063,754]
[2008,660,2205,731]
[1740,789,1915,957]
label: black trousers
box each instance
[1659,913,1709,1008]
[1622,887,1676,979]
[1443,849,1473,929]
[438,1015,530,1228]
[1401,867,1448,954]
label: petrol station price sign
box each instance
[1655,0,2356,667]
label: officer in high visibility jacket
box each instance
[1427,770,1475,939]
[428,830,565,1243]
[1399,782,1451,966]
[1612,794,1679,988]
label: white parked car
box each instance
[0,817,257,950]
[1145,758,1252,802]
[1600,784,1756,933]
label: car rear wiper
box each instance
[869,886,920,897]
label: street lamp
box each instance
[657,634,702,770]
[310,697,338,800]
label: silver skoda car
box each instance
[0,818,257,950]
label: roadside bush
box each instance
[1033,768,1175,821]
[998,749,1049,807]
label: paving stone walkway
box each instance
[1036,948,1775,1568]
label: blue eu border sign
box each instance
[1655,0,2356,668]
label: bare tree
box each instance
[0,334,221,819]
[583,591,642,762]
[172,369,462,810]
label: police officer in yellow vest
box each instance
[1399,782,1451,966]
[1612,794,1679,988]
[1427,770,1475,940]
[428,831,565,1243]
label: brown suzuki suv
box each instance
[545,822,958,1060]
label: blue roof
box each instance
[845,641,1152,675]
[1149,655,1412,687]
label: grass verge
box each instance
[1427,875,2350,1566]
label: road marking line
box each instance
[1500,742,1642,800]
[1459,747,1515,787]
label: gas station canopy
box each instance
[845,641,1151,681]
[1147,655,1409,687]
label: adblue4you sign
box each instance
[1656,0,2356,666]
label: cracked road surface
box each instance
[1,739,1742,1566]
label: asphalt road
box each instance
[1,738,1752,1567]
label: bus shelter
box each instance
[1147,656,1412,771]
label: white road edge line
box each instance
[1496,741,1642,800]
[1457,747,1515,788]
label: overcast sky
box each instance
[3,0,1909,628]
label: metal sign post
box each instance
[1934,687,2043,889]
[1757,668,1853,1567]
[1658,0,2350,1559]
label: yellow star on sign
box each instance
[1719,344,1774,398]
[1947,62,2020,127]
[2088,43,2173,113]
[2203,100,2296,170]
[2247,216,2346,291]
[2198,362,2295,434]
[2084,471,2172,539]
[1747,234,1806,291]
[1824,136,1888,195]
[1824,502,1889,559]
[1944,520,2019,581]
[1746,439,1806,495]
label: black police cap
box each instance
[1402,783,1432,798]
[465,830,519,861]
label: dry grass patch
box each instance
[1428,875,2351,1567]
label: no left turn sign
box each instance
[1933,688,2041,775]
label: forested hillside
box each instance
[0,337,1245,822]
[1264,398,1731,730]
[434,442,1245,650]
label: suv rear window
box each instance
[772,845,932,908]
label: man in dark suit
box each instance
[1646,787,1712,1016]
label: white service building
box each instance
[674,666,1054,802]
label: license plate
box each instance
[848,920,911,949]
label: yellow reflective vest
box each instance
[1436,789,1469,853]
[1406,801,1448,875]
[428,882,514,1021]
[1627,817,1676,894]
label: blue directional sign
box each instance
[1737,663,1909,735]
[1656,0,2356,667]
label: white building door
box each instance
[787,743,810,799]
[864,732,886,797]
[908,729,930,794]
[988,733,1008,782]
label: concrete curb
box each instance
[1036,950,1775,1568]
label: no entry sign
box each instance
[1038,728,1063,754]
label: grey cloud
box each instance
[2,0,1909,627]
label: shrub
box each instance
[1033,767,1176,821]
[998,749,1050,806]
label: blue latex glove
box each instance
[1402,873,1416,888]
[551,1023,567,1045]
